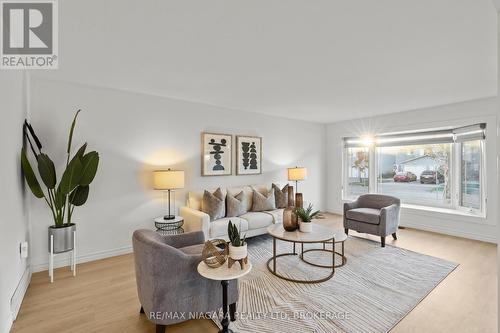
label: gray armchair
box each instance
[343,194,401,247]
[132,230,238,333]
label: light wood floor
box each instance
[12,214,497,333]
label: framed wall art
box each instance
[201,132,232,176]
[236,135,262,175]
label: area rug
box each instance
[222,234,457,333]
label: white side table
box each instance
[197,261,252,333]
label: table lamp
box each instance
[288,167,307,193]
[154,169,185,220]
[288,167,307,208]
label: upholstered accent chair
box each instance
[343,194,401,247]
[132,230,238,333]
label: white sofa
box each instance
[180,184,284,241]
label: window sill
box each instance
[401,203,486,219]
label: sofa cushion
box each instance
[202,188,225,221]
[226,191,247,217]
[346,207,381,225]
[251,189,276,212]
[273,183,289,209]
[178,243,205,256]
[189,188,227,211]
[210,217,248,238]
[239,212,273,230]
[263,209,284,224]
[226,186,253,212]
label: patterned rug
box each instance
[222,234,457,333]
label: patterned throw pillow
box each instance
[226,191,247,217]
[273,183,289,208]
[202,188,225,221]
[251,189,276,212]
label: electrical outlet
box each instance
[20,242,28,259]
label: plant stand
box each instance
[48,229,76,283]
[228,256,248,269]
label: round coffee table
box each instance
[267,224,336,284]
[198,261,252,333]
[301,230,348,268]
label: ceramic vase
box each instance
[299,221,313,233]
[229,243,247,260]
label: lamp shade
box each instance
[153,169,185,190]
[288,167,307,181]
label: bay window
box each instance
[459,140,483,211]
[376,144,452,208]
[345,147,370,198]
[343,123,486,215]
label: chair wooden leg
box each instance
[381,236,385,247]
[344,228,349,235]
[392,233,397,240]
[229,302,236,322]
[140,306,144,314]
[156,324,166,333]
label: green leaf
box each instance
[37,153,56,189]
[54,187,66,211]
[60,157,83,195]
[75,142,87,159]
[79,151,99,186]
[20,148,44,198]
[67,109,81,155]
[66,142,87,168]
[69,185,89,206]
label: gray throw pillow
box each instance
[202,188,225,221]
[226,191,247,217]
[273,183,289,209]
[251,189,276,212]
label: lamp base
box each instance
[163,215,175,220]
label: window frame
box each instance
[342,146,372,200]
[456,140,486,216]
[373,143,454,209]
[342,129,487,218]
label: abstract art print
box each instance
[236,136,262,175]
[202,133,232,176]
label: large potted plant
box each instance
[295,204,320,233]
[227,221,247,260]
[21,110,99,254]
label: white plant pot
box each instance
[299,221,313,233]
[229,243,247,260]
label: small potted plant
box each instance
[295,204,320,233]
[227,221,247,260]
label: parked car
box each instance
[420,170,444,184]
[393,171,417,182]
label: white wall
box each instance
[326,97,498,243]
[28,77,326,271]
[497,11,500,330]
[0,72,30,333]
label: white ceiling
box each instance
[35,0,497,123]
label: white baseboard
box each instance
[1,313,12,333]
[10,267,31,321]
[31,245,133,273]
